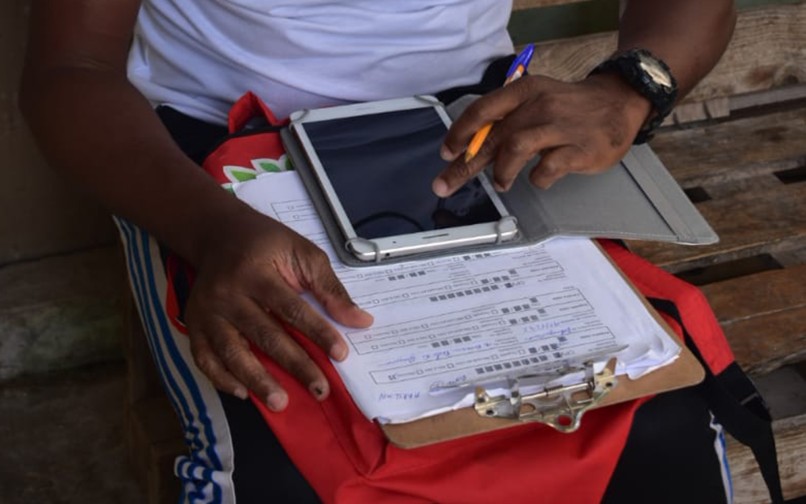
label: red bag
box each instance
[163,92,780,504]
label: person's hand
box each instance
[433,73,653,195]
[185,209,373,411]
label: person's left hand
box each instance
[432,73,654,196]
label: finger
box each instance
[432,149,490,198]
[279,245,373,330]
[255,276,352,362]
[530,145,589,189]
[435,97,528,196]
[191,334,249,400]
[304,254,374,330]
[232,300,332,399]
[203,318,289,411]
[441,81,531,161]
[490,124,565,192]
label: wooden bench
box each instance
[123,2,806,502]
[631,103,806,502]
[635,106,806,360]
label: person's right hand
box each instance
[185,208,373,412]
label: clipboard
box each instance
[382,345,703,448]
[380,245,705,448]
[273,94,713,446]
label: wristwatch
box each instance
[590,48,678,144]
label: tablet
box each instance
[289,96,519,262]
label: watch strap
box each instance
[591,49,678,144]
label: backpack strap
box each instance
[648,298,784,504]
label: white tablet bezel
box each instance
[289,96,518,262]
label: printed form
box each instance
[235,172,680,424]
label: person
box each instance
[20,1,741,502]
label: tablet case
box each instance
[281,95,718,267]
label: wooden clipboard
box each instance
[381,244,705,449]
[382,342,704,448]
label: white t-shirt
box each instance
[127,0,514,123]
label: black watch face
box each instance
[638,54,673,90]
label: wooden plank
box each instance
[701,266,806,325]
[667,97,731,125]
[126,395,184,504]
[513,0,590,10]
[0,246,126,381]
[688,4,806,105]
[724,306,806,376]
[625,103,805,263]
[146,437,185,504]
[729,84,806,113]
[630,102,806,271]
[123,296,183,504]
[529,4,806,104]
[650,105,806,189]
[124,296,165,405]
[124,401,150,500]
[630,180,806,270]
[729,414,806,503]
[700,266,806,375]
[526,31,617,82]
[773,244,806,268]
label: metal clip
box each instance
[473,358,618,433]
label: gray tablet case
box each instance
[281,95,717,267]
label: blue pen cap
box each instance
[506,44,535,77]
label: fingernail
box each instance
[493,182,505,192]
[432,178,449,198]
[352,304,374,323]
[352,304,370,316]
[310,382,328,399]
[266,391,288,411]
[233,386,248,400]
[330,342,348,361]
[440,145,457,161]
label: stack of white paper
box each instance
[235,172,680,424]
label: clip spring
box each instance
[473,358,618,433]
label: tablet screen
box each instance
[302,107,503,240]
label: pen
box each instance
[464,44,535,163]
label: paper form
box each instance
[235,172,680,424]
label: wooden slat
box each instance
[723,306,806,376]
[124,296,165,404]
[124,294,184,504]
[730,84,806,112]
[513,0,590,10]
[628,101,806,271]
[688,4,806,105]
[729,414,806,503]
[0,246,125,380]
[650,106,806,189]
[631,180,806,269]
[700,266,806,376]
[125,395,184,504]
[526,31,616,82]
[529,4,806,105]
[702,266,806,325]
